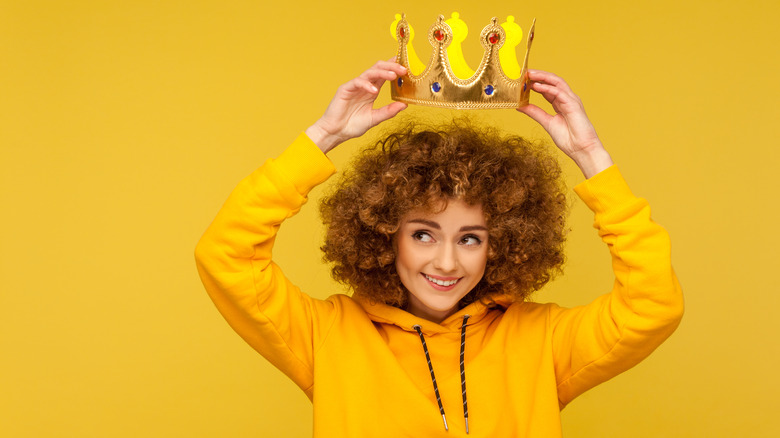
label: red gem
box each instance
[434,29,444,41]
[400,27,406,38]
[489,32,500,44]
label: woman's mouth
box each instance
[423,273,460,290]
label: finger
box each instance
[360,67,402,85]
[342,77,379,95]
[374,58,407,71]
[531,82,582,112]
[530,81,563,107]
[356,77,380,94]
[528,70,580,101]
[372,101,407,125]
[527,69,568,89]
[517,104,553,128]
[368,60,408,77]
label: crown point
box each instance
[438,15,445,23]
[491,17,498,25]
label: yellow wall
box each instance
[2,0,779,436]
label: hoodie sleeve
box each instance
[194,133,336,394]
[551,165,684,407]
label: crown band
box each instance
[391,13,536,110]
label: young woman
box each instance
[195,60,683,437]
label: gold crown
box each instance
[390,13,536,110]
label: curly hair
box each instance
[319,119,567,308]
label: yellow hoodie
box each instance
[195,133,684,437]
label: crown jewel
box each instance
[390,13,536,110]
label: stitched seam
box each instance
[249,258,314,381]
[313,298,340,357]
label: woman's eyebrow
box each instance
[406,219,488,232]
[460,225,488,232]
[407,218,440,229]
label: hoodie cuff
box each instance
[273,133,337,196]
[573,165,635,214]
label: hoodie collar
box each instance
[356,294,514,335]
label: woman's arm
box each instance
[195,61,407,393]
[519,72,684,405]
[551,168,684,405]
[194,135,335,393]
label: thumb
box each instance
[517,104,552,130]
[372,101,407,126]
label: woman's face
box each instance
[395,199,489,323]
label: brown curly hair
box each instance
[320,119,567,308]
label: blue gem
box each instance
[431,82,442,93]
[397,78,403,87]
[484,85,495,96]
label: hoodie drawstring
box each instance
[460,314,470,434]
[413,314,471,434]
[413,323,448,431]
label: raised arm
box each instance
[519,71,684,405]
[195,61,407,394]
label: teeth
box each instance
[424,274,459,287]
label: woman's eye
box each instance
[412,231,433,242]
[460,235,482,246]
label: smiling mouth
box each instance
[423,274,460,287]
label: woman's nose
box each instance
[432,243,458,272]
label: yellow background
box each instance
[2,0,779,436]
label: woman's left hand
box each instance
[518,70,613,178]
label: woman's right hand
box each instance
[306,60,408,154]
